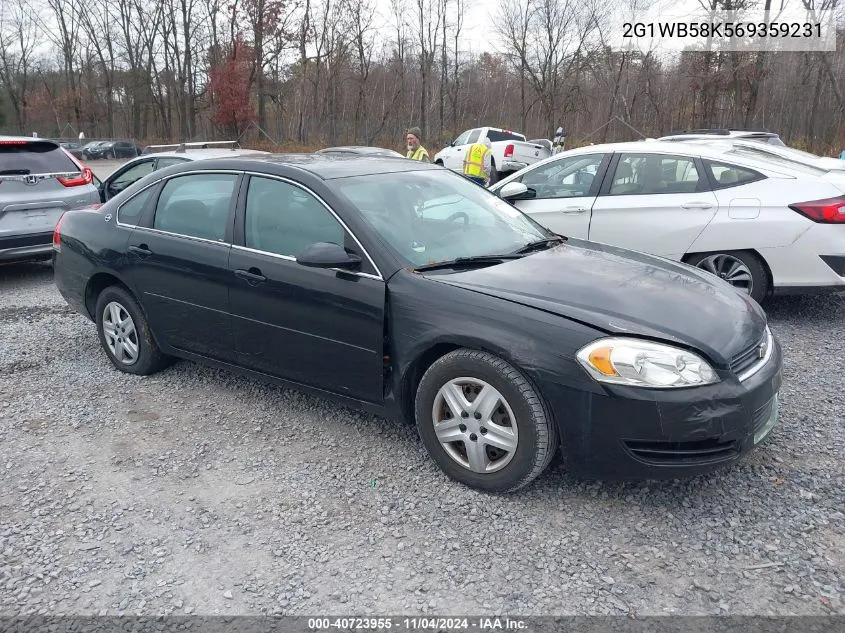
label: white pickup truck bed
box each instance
[433,127,551,182]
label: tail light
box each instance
[788,196,845,223]
[57,167,94,187]
[53,213,66,251]
[504,144,514,158]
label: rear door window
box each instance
[0,141,79,174]
[152,173,238,242]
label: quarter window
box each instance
[703,160,765,189]
[244,176,345,257]
[152,173,237,241]
[608,153,701,195]
[117,187,154,225]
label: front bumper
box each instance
[541,335,784,480]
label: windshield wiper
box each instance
[413,254,524,272]
[512,235,566,254]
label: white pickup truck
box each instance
[433,126,552,183]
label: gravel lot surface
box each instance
[1,260,844,618]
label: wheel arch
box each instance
[683,248,774,297]
[397,336,550,427]
[84,271,136,320]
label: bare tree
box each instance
[0,0,38,131]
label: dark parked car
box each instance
[58,142,85,159]
[52,155,783,492]
[84,140,141,159]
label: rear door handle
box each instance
[234,268,267,285]
[681,201,714,209]
[128,244,152,257]
[561,206,587,214]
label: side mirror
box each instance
[296,242,362,270]
[499,181,535,200]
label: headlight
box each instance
[576,338,719,388]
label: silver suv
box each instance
[1,136,100,263]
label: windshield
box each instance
[332,169,551,267]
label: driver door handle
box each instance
[234,268,267,285]
[128,244,152,257]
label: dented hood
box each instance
[423,239,768,365]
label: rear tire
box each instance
[686,250,769,304]
[414,349,557,493]
[95,285,172,375]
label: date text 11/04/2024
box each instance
[307,617,528,630]
[623,21,823,38]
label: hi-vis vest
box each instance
[407,146,429,161]
[463,143,491,178]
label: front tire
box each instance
[414,349,558,493]
[686,250,769,303]
[95,285,172,375]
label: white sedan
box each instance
[489,140,845,303]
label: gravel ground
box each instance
[0,261,843,617]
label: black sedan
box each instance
[52,154,783,492]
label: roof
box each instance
[316,146,403,157]
[163,152,436,179]
[121,148,270,164]
[508,139,817,179]
[0,135,60,144]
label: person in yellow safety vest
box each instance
[463,137,493,186]
[405,127,430,161]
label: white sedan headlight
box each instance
[576,338,719,388]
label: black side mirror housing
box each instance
[296,242,362,270]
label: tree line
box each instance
[1,0,844,154]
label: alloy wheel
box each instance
[695,254,753,295]
[102,301,139,365]
[431,377,519,474]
